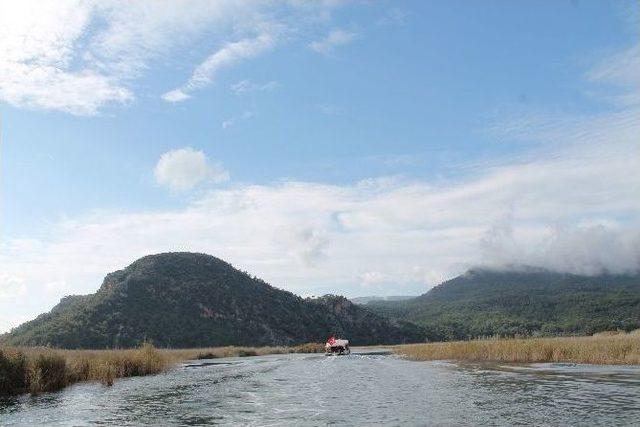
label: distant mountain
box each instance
[1,253,425,349]
[350,296,415,305]
[366,268,640,341]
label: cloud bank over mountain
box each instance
[0,2,638,333]
[1,85,638,330]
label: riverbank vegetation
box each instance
[394,331,640,365]
[174,342,325,360]
[0,343,324,396]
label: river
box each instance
[1,349,639,426]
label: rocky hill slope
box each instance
[2,253,425,348]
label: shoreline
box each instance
[0,343,324,397]
[392,333,640,365]
[4,334,639,398]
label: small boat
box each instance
[325,336,350,355]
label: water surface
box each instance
[1,350,639,426]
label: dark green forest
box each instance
[3,253,638,348]
[366,268,640,341]
[1,253,424,349]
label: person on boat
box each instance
[327,334,336,346]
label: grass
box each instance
[0,342,324,396]
[394,331,640,365]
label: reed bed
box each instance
[0,342,324,396]
[0,343,167,396]
[167,342,325,361]
[394,332,640,365]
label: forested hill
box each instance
[1,253,425,349]
[365,268,640,341]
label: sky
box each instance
[0,0,639,333]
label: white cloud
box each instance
[0,274,26,299]
[359,271,385,286]
[290,228,329,266]
[0,0,133,115]
[0,0,346,114]
[1,6,639,335]
[0,0,248,114]
[309,28,357,54]
[161,89,191,103]
[1,98,638,330]
[162,32,278,102]
[480,220,640,276]
[586,44,640,106]
[231,79,279,95]
[221,111,255,129]
[154,148,229,191]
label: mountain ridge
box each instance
[366,267,640,340]
[2,252,425,348]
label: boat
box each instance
[325,336,350,355]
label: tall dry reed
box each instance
[0,342,323,396]
[165,342,324,361]
[0,343,166,395]
[394,332,640,365]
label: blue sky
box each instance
[1,0,639,332]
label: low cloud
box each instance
[2,102,638,328]
[309,28,357,55]
[0,135,640,332]
[0,274,26,299]
[2,61,640,330]
[291,228,329,266]
[480,220,640,276]
[359,271,385,286]
[1,14,639,334]
[154,148,229,191]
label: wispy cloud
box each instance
[231,79,279,95]
[221,111,255,129]
[162,32,278,103]
[309,28,358,55]
[586,43,640,106]
[376,8,406,27]
[0,1,347,114]
[0,1,133,115]
[318,103,345,116]
[2,96,638,329]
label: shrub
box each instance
[28,352,68,394]
[0,349,27,395]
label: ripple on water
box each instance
[1,354,639,426]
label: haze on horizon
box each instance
[0,0,639,333]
